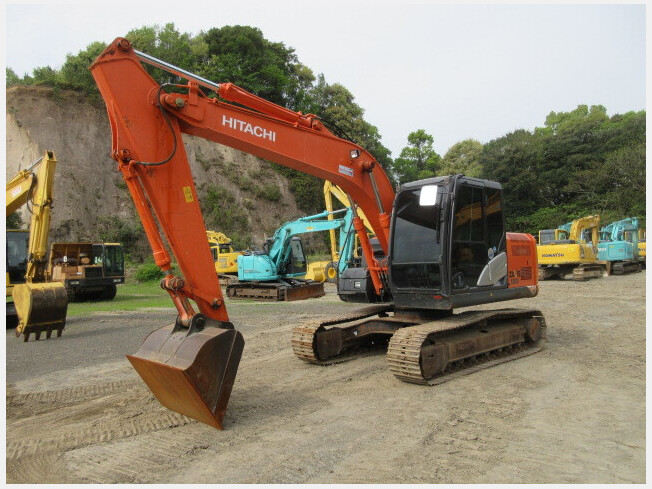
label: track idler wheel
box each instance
[524,317,542,343]
[324,262,338,284]
[127,314,244,430]
[420,341,449,379]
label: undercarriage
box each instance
[226,278,325,301]
[538,264,603,281]
[292,305,546,384]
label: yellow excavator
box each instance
[6,151,68,340]
[304,180,374,283]
[537,214,603,281]
[206,231,242,283]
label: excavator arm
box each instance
[6,160,39,216]
[90,38,396,429]
[569,215,600,250]
[6,151,68,340]
[324,180,373,262]
[265,209,352,265]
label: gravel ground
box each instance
[6,274,646,483]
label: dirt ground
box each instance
[5,273,646,483]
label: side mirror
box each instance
[419,185,439,206]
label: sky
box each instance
[2,1,647,158]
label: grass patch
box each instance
[66,282,172,316]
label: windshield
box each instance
[391,187,442,290]
[7,231,29,284]
[100,245,124,277]
[539,230,556,244]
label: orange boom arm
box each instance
[90,38,396,429]
[91,38,395,300]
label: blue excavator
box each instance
[597,217,642,275]
[226,208,355,301]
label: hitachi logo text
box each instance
[222,116,276,142]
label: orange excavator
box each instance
[90,38,545,430]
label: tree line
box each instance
[395,105,645,233]
[7,23,645,235]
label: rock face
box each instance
[6,86,309,252]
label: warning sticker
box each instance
[183,186,194,203]
[338,165,354,177]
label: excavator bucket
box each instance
[13,282,68,341]
[127,321,245,430]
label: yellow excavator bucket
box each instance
[127,321,244,429]
[13,282,68,341]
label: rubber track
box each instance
[572,265,604,281]
[386,308,544,384]
[291,304,393,363]
[227,282,287,301]
[612,261,641,275]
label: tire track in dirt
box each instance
[7,407,193,459]
[6,379,197,484]
[7,379,142,409]
[63,425,217,483]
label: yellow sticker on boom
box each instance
[183,186,194,203]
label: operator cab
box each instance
[281,237,308,276]
[390,175,516,311]
[91,243,125,278]
[6,230,29,286]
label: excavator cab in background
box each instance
[206,231,242,281]
[49,242,125,300]
[537,215,603,281]
[226,208,354,301]
[6,229,30,326]
[597,217,642,275]
[538,223,571,245]
[90,38,546,430]
[6,151,68,340]
[306,180,375,285]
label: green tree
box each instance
[126,23,196,86]
[480,129,544,230]
[307,75,394,179]
[31,66,59,86]
[6,212,23,229]
[58,41,107,96]
[440,139,483,177]
[199,25,299,106]
[393,129,441,184]
[6,67,21,87]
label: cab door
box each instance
[450,182,506,291]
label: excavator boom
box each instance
[90,37,396,428]
[6,151,68,341]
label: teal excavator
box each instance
[597,217,642,275]
[226,208,354,300]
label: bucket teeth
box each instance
[13,282,68,341]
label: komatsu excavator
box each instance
[90,38,545,430]
[538,223,571,245]
[206,231,242,282]
[5,151,68,340]
[537,215,603,281]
